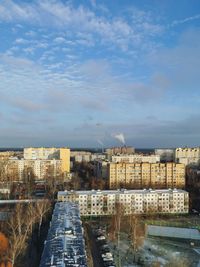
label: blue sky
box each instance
[0,0,200,148]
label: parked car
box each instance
[97,235,106,241]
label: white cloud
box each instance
[171,14,200,27]
[53,37,66,43]
[0,52,166,121]
[15,38,29,44]
[0,0,163,51]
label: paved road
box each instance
[85,222,104,267]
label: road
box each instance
[85,222,104,267]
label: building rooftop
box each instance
[39,202,87,267]
[58,188,187,196]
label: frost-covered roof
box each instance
[39,202,87,267]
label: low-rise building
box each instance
[58,189,189,216]
[39,202,87,267]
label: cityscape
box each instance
[0,146,200,267]
[0,1,200,267]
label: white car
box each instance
[102,252,113,258]
[97,235,106,240]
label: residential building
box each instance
[175,147,200,166]
[155,149,174,162]
[94,160,109,179]
[39,202,87,267]
[70,151,92,162]
[0,151,16,160]
[105,146,135,160]
[24,147,70,173]
[8,159,62,180]
[111,154,160,164]
[58,189,189,216]
[108,162,185,189]
[90,153,106,161]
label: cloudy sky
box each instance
[0,0,200,148]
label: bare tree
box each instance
[109,203,125,267]
[35,200,51,237]
[110,203,124,241]
[71,173,81,190]
[6,204,36,266]
[128,214,145,260]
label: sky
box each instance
[0,0,200,148]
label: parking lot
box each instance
[85,219,200,267]
[85,222,116,267]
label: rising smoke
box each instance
[113,133,125,145]
[97,139,104,146]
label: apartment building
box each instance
[154,149,174,162]
[8,159,62,180]
[108,162,185,189]
[175,147,200,165]
[70,151,92,162]
[58,189,189,216]
[0,151,16,160]
[111,154,160,164]
[105,147,135,160]
[24,147,70,173]
[95,160,109,179]
[39,202,87,267]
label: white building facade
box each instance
[58,189,189,216]
[175,147,200,165]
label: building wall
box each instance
[175,147,200,165]
[95,160,109,178]
[24,147,70,174]
[24,147,59,160]
[58,189,189,216]
[0,151,16,160]
[108,162,185,189]
[111,154,160,163]
[106,147,135,156]
[60,148,70,173]
[8,159,62,180]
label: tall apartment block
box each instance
[108,162,185,189]
[24,147,70,173]
[58,189,189,216]
[175,147,200,165]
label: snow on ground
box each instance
[108,231,200,266]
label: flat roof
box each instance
[58,189,188,196]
